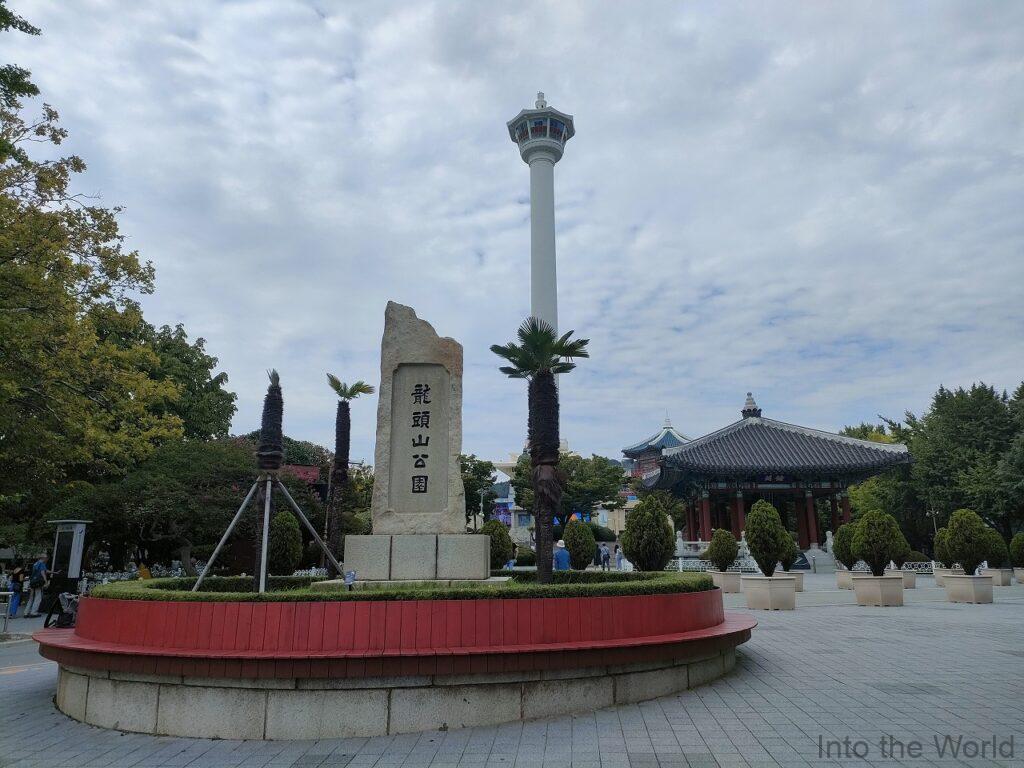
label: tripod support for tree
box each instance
[192,473,344,593]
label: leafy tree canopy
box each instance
[510,452,625,519]
[460,454,497,524]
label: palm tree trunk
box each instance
[326,401,351,577]
[529,371,561,584]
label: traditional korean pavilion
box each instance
[629,393,912,549]
[621,417,691,478]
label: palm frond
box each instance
[328,373,376,401]
[267,369,280,386]
[326,372,344,396]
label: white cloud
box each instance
[8,0,1024,463]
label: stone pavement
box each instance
[1,574,1023,768]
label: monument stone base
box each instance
[343,534,490,581]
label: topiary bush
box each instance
[621,495,675,571]
[745,500,785,577]
[1010,532,1024,569]
[703,528,738,572]
[589,522,617,542]
[832,523,858,571]
[945,509,988,575]
[267,511,302,575]
[564,519,597,570]
[905,550,929,563]
[933,526,951,567]
[480,519,514,569]
[777,530,798,572]
[851,510,903,576]
[891,527,911,569]
[984,528,1009,569]
[516,548,537,566]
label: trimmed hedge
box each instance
[832,523,857,571]
[905,550,929,563]
[984,527,1009,569]
[945,509,988,575]
[480,519,514,569]
[745,500,785,577]
[89,571,713,603]
[515,549,537,566]
[703,528,738,573]
[564,519,597,570]
[851,510,904,576]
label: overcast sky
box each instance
[9,1,1024,465]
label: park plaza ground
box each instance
[4,571,1023,768]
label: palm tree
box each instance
[326,374,375,575]
[253,369,284,589]
[491,318,589,584]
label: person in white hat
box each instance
[553,539,571,571]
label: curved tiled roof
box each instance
[661,416,910,477]
[622,419,691,458]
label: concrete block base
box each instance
[343,533,490,582]
[836,569,854,589]
[710,571,740,593]
[885,568,916,588]
[932,567,964,587]
[852,574,904,606]
[945,574,993,603]
[780,570,804,591]
[1015,568,1024,584]
[53,643,741,739]
[741,575,796,610]
[981,568,1012,586]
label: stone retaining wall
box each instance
[55,647,737,739]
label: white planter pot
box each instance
[944,574,993,604]
[836,569,855,589]
[741,575,796,610]
[779,570,803,591]
[885,569,916,589]
[981,568,1012,586]
[1015,568,1024,584]
[710,571,741,593]
[852,574,904,606]
[932,567,964,587]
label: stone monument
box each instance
[343,302,490,581]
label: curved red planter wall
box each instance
[37,590,755,679]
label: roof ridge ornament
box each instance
[741,392,762,418]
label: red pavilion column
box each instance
[841,492,852,524]
[805,490,819,546]
[732,491,744,538]
[700,492,712,540]
[830,494,840,532]
[796,491,810,549]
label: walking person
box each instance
[615,544,624,571]
[6,561,25,618]
[600,543,611,571]
[553,540,571,571]
[24,553,52,618]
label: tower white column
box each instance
[507,93,575,334]
[529,155,557,331]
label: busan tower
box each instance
[507,93,575,333]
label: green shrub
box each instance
[1010,533,1024,569]
[832,523,857,570]
[590,522,617,542]
[621,495,675,571]
[777,529,798,572]
[891,528,911,569]
[905,550,929,563]
[90,572,713,602]
[933,527,951,567]
[745,500,785,577]
[945,509,988,575]
[564,519,597,570]
[268,511,302,575]
[515,548,536,566]
[703,529,738,572]
[480,519,514,569]
[984,528,1009,569]
[851,511,903,576]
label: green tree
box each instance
[491,317,589,584]
[460,454,497,525]
[510,453,625,521]
[0,1,39,112]
[267,511,302,575]
[832,523,857,570]
[745,500,785,577]
[851,511,903,576]
[944,509,989,576]
[563,519,596,570]
[324,374,374,575]
[480,519,513,569]
[620,493,674,571]
[1009,532,1024,569]
[704,528,738,573]
[984,527,1008,569]
[933,527,951,567]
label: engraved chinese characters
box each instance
[388,364,449,511]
